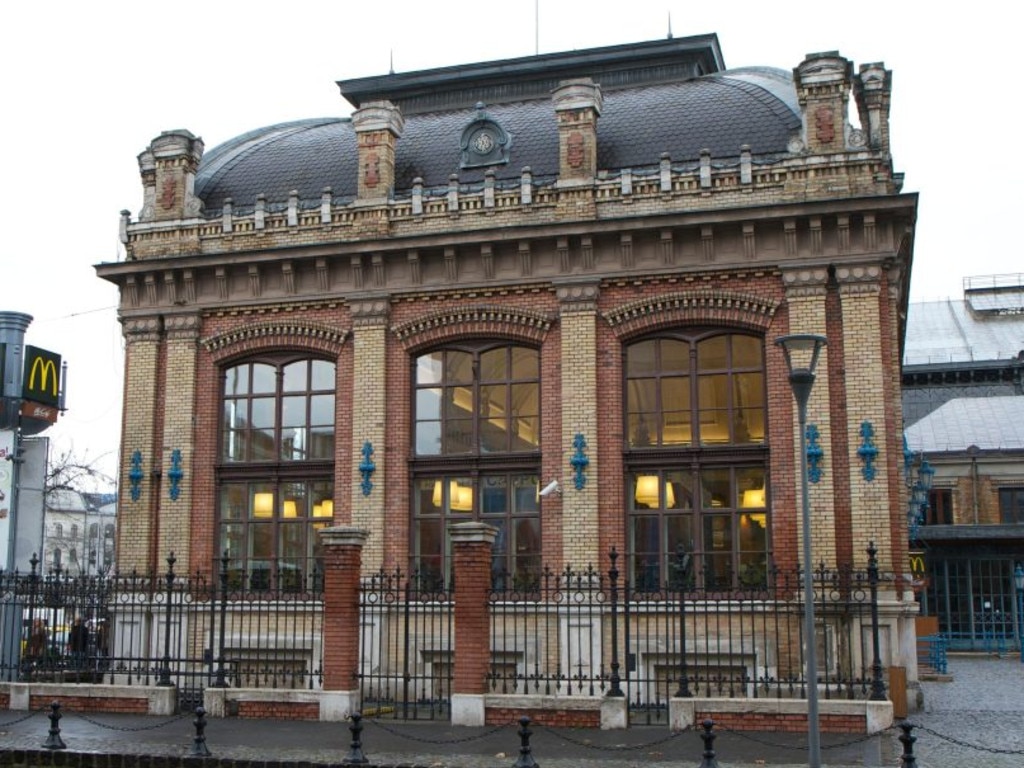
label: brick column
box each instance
[557,282,600,568]
[781,268,837,569]
[835,263,890,567]
[450,521,496,726]
[349,298,389,570]
[118,317,163,573]
[320,526,368,719]
[159,314,200,563]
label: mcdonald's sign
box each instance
[23,346,61,407]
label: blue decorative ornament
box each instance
[167,449,184,501]
[129,451,144,502]
[858,421,879,482]
[805,424,824,484]
[570,433,589,490]
[359,441,376,497]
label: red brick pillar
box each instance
[320,526,368,719]
[450,521,497,726]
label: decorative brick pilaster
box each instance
[118,316,163,572]
[349,298,390,570]
[450,522,496,725]
[320,527,368,696]
[557,281,600,568]
[835,263,890,567]
[781,268,837,570]
[159,313,200,563]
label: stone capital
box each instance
[122,315,162,342]
[352,100,405,137]
[319,526,370,548]
[781,267,829,298]
[164,313,201,340]
[449,521,498,546]
[555,279,600,312]
[552,78,603,115]
[835,262,883,295]
[348,296,391,327]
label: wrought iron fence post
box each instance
[867,542,886,701]
[674,544,692,698]
[213,550,229,688]
[607,547,623,697]
[158,552,176,687]
[20,554,41,682]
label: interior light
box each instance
[635,476,674,508]
[283,500,298,518]
[741,488,766,508]
[253,492,274,518]
[314,499,334,518]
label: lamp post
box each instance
[903,439,934,540]
[1015,564,1024,664]
[776,333,827,768]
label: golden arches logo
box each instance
[28,357,57,396]
[908,553,926,575]
[23,346,61,407]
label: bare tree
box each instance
[45,444,115,497]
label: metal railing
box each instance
[0,553,324,711]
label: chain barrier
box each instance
[0,706,49,728]
[715,720,895,752]
[61,707,192,732]
[537,722,690,752]
[362,715,512,745]
[907,721,1024,757]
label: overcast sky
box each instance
[2,1,1016,484]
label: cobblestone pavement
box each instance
[892,653,1024,768]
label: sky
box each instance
[1,1,1017,486]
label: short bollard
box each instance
[192,706,212,757]
[898,721,917,768]
[343,711,369,765]
[42,701,66,750]
[697,718,719,768]
[513,715,538,768]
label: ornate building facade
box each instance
[96,35,920,708]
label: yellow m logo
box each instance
[23,346,61,407]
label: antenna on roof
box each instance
[667,11,673,39]
[389,49,394,75]
[535,0,540,55]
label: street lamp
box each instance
[1015,564,1024,664]
[775,333,827,768]
[903,438,934,540]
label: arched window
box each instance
[55,523,63,538]
[412,343,541,585]
[625,331,769,589]
[217,355,336,589]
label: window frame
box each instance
[410,342,542,584]
[623,330,770,590]
[216,354,337,589]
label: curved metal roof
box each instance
[194,67,800,214]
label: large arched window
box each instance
[218,356,336,589]
[412,343,541,585]
[625,331,768,589]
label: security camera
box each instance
[539,479,561,497]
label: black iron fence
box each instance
[3,547,888,723]
[486,547,888,723]
[0,553,324,711]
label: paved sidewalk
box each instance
[1,655,1021,768]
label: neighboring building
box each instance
[96,35,919,690]
[903,276,1024,650]
[42,488,116,575]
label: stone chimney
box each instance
[553,78,602,183]
[352,100,404,202]
[793,53,854,155]
[138,130,204,222]
[854,63,892,154]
